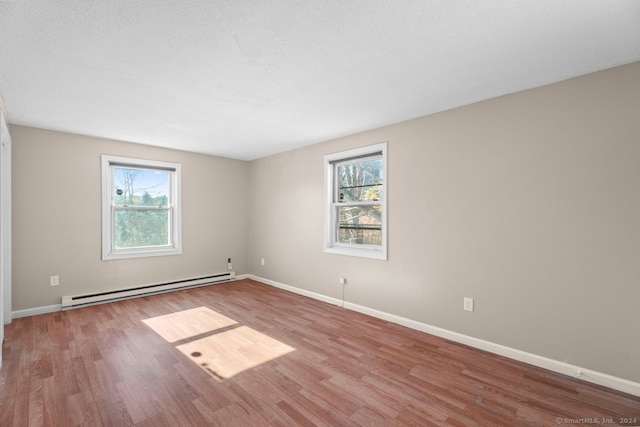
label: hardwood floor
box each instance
[1,279,638,426]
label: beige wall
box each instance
[12,127,249,310]
[247,62,640,383]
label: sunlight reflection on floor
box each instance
[142,306,237,342]
[143,307,295,379]
[177,325,295,379]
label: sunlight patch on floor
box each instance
[142,306,237,343]
[177,325,295,379]
[143,307,295,379]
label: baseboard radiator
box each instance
[61,272,236,310]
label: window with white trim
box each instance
[324,143,387,260]
[101,155,182,260]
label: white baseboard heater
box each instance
[61,272,235,310]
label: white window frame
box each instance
[101,155,182,260]
[323,142,387,260]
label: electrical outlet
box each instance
[260,258,265,266]
[339,277,347,285]
[50,275,59,287]
[227,258,233,270]
[463,297,474,312]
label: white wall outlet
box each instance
[339,277,347,285]
[464,297,474,312]
[227,258,232,270]
[260,258,265,266]
[50,275,59,287]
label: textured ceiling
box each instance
[1,1,639,160]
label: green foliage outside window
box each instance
[115,207,169,248]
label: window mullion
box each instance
[115,206,170,211]
[333,201,381,207]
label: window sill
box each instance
[102,247,182,261]
[324,246,387,260]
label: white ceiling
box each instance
[1,1,639,160]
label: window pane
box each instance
[337,159,383,203]
[114,167,170,207]
[338,205,382,245]
[115,209,170,248]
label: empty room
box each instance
[1,1,639,426]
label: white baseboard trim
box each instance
[246,274,640,397]
[245,275,343,306]
[13,304,61,319]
